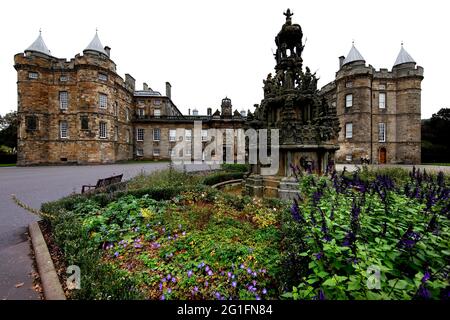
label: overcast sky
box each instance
[0,0,448,119]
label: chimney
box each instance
[188,108,191,115]
[339,56,345,69]
[207,108,212,116]
[143,82,148,91]
[104,46,111,57]
[165,82,172,99]
[125,74,135,91]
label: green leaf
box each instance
[322,278,337,287]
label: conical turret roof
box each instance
[342,43,365,66]
[394,44,415,67]
[84,32,107,55]
[25,31,52,56]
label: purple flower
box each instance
[247,268,252,274]
[193,286,199,292]
[205,266,210,272]
[167,288,172,294]
[167,274,172,280]
[252,272,257,277]
[255,295,261,300]
[318,289,326,300]
[252,280,257,286]
[422,271,431,283]
[160,294,165,300]
[240,264,245,269]
[205,280,209,287]
[290,201,302,222]
[171,277,177,283]
[417,285,431,299]
[262,288,267,295]
[248,285,254,291]
[232,281,237,288]
[187,270,193,278]
[208,270,213,276]
[215,292,221,299]
[227,272,232,278]
[314,252,323,260]
[182,231,186,236]
[114,251,119,258]
[162,277,167,283]
[159,283,163,290]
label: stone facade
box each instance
[320,49,423,165]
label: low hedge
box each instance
[221,163,250,172]
[202,171,245,186]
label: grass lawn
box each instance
[0,163,16,167]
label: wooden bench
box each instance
[81,174,123,194]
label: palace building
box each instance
[14,31,423,166]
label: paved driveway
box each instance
[0,162,216,299]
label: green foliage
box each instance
[202,172,245,186]
[220,163,250,173]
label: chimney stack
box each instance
[143,82,148,91]
[339,56,345,69]
[165,82,172,99]
[188,108,191,115]
[207,108,212,116]
[104,46,111,57]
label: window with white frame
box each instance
[28,72,38,79]
[98,73,108,81]
[185,129,192,141]
[153,148,160,156]
[154,109,161,117]
[345,94,353,108]
[99,93,108,109]
[138,108,145,117]
[378,123,386,142]
[169,129,176,142]
[99,121,107,139]
[136,149,143,156]
[137,128,144,141]
[201,129,208,141]
[153,128,161,141]
[379,92,386,109]
[345,123,353,138]
[60,121,68,138]
[59,91,68,110]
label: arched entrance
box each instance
[379,147,387,164]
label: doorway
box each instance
[379,147,387,164]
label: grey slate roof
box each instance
[84,32,107,55]
[394,45,415,66]
[343,44,365,66]
[25,32,52,56]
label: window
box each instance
[99,93,108,109]
[154,109,161,117]
[345,94,353,108]
[185,129,192,141]
[114,102,118,116]
[136,149,143,156]
[28,72,38,79]
[153,148,160,156]
[114,126,119,141]
[126,130,130,143]
[137,128,144,141]
[345,81,353,88]
[154,99,161,106]
[60,75,68,82]
[99,121,107,139]
[98,73,108,81]
[138,108,145,117]
[201,129,208,141]
[60,121,68,138]
[59,91,68,110]
[25,116,38,131]
[346,154,352,162]
[80,116,89,130]
[153,128,161,141]
[345,123,353,138]
[379,92,386,109]
[126,108,130,121]
[378,123,386,142]
[169,129,176,142]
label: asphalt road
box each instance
[0,162,211,300]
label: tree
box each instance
[421,108,450,163]
[0,110,18,150]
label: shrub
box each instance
[202,172,245,186]
[221,163,250,173]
